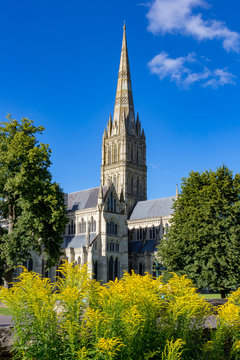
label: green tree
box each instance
[0,115,68,284]
[158,165,240,298]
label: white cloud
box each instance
[148,52,236,88]
[146,0,240,52]
[203,68,236,88]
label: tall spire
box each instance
[113,24,135,128]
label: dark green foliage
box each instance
[0,115,68,280]
[158,166,240,297]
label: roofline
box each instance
[135,195,176,205]
[65,186,100,196]
[127,214,172,224]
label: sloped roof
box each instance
[129,196,176,220]
[63,233,97,249]
[65,186,109,211]
[129,240,157,254]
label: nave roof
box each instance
[65,186,109,211]
[129,196,176,221]
[62,233,97,249]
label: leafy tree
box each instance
[158,165,240,298]
[0,115,68,283]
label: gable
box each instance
[104,184,122,213]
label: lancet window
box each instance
[68,219,76,235]
[150,226,156,239]
[79,218,86,234]
[107,192,117,212]
[106,221,118,235]
[137,228,143,240]
[89,217,96,233]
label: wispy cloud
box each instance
[148,51,236,88]
[146,0,240,52]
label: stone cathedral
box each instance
[28,26,175,282]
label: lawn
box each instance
[199,293,221,299]
[0,306,12,316]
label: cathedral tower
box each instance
[101,25,147,214]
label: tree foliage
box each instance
[0,115,68,279]
[158,165,240,297]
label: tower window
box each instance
[106,221,118,235]
[110,241,115,252]
[108,192,117,212]
[114,145,117,163]
[118,143,121,162]
[110,192,113,211]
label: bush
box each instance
[0,262,229,360]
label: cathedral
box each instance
[25,26,175,282]
[60,25,176,282]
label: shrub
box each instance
[207,287,240,360]
[0,263,213,360]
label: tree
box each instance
[158,165,240,298]
[0,115,68,283]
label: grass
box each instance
[0,306,12,315]
[199,293,221,299]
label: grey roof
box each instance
[129,196,176,221]
[65,186,108,211]
[63,233,97,249]
[129,240,157,254]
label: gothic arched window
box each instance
[69,219,75,235]
[93,261,98,280]
[107,221,118,235]
[108,256,114,281]
[118,143,121,162]
[89,217,96,233]
[114,145,117,163]
[115,258,119,279]
[79,218,86,234]
[110,192,113,211]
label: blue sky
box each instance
[0,0,239,199]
